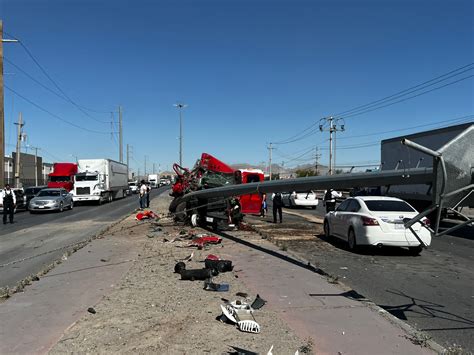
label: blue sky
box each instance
[1,0,473,174]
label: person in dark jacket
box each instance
[1,184,16,224]
[272,192,283,223]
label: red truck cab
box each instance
[48,163,78,192]
[239,169,265,215]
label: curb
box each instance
[244,220,447,355]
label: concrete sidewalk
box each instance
[0,214,144,354]
[216,228,440,354]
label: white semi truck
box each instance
[73,159,128,204]
[148,174,159,188]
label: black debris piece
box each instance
[205,259,233,273]
[180,268,213,281]
[174,262,186,274]
[250,294,267,310]
[236,292,248,298]
[203,279,230,292]
[87,307,97,314]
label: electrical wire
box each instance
[5,31,115,120]
[5,85,111,135]
[4,57,114,124]
[332,62,474,118]
[338,75,474,119]
[337,114,474,140]
[272,122,319,145]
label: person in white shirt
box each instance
[139,180,148,209]
[1,184,17,224]
[323,188,342,213]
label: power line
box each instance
[5,31,115,119]
[337,114,474,140]
[4,57,113,124]
[332,62,474,118]
[272,122,319,145]
[339,74,474,120]
[5,85,112,134]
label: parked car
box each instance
[323,196,431,255]
[282,191,318,209]
[0,188,26,213]
[29,188,73,213]
[24,185,48,209]
[128,182,139,194]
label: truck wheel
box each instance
[191,214,199,227]
[109,194,113,203]
[174,202,187,222]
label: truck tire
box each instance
[174,202,187,222]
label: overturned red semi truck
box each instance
[170,153,264,224]
[47,163,78,192]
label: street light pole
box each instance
[174,103,187,166]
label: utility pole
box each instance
[152,163,156,174]
[14,112,24,187]
[118,106,123,163]
[0,21,19,188]
[126,143,130,180]
[319,117,345,175]
[174,103,187,166]
[314,146,321,176]
[267,143,274,181]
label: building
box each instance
[3,153,53,187]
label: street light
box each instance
[173,103,187,166]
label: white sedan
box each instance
[323,196,431,255]
[282,191,319,209]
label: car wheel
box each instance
[324,220,331,238]
[69,201,74,210]
[59,202,64,212]
[348,228,358,251]
[408,246,423,256]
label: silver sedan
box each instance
[29,188,74,213]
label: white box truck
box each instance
[73,159,128,204]
[148,174,159,188]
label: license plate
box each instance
[38,206,45,209]
[395,223,405,230]
[206,217,214,223]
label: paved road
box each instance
[261,199,474,351]
[0,187,168,290]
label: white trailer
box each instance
[73,159,128,204]
[148,174,159,188]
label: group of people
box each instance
[138,180,151,209]
[259,188,342,224]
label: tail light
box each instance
[422,217,431,227]
[361,216,379,226]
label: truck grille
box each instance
[76,187,90,195]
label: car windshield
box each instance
[50,176,70,182]
[365,200,415,212]
[128,183,136,186]
[76,174,98,181]
[38,190,61,197]
[25,188,42,194]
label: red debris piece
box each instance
[135,210,158,221]
[190,235,222,248]
[205,254,220,261]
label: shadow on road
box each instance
[380,289,474,332]
[315,233,425,257]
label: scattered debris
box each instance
[236,292,248,298]
[174,262,186,274]
[250,294,267,310]
[203,279,230,292]
[180,268,213,281]
[87,307,96,314]
[175,251,194,262]
[205,258,233,273]
[135,210,158,221]
[32,275,40,281]
[339,267,348,270]
[100,258,110,262]
[190,235,222,249]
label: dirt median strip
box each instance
[50,194,306,354]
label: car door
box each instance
[331,199,351,238]
[343,199,362,237]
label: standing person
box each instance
[324,188,342,213]
[146,182,151,208]
[1,184,16,224]
[260,193,267,217]
[272,192,283,223]
[139,180,147,209]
